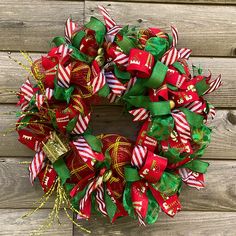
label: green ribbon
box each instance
[70,46,93,63]
[54,80,74,103]
[123,78,146,97]
[180,108,204,128]
[145,190,160,224]
[114,64,131,82]
[148,101,171,117]
[172,62,186,74]
[115,35,136,54]
[124,166,141,182]
[183,160,209,174]
[72,31,86,48]
[66,116,77,133]
[145,37,169,60]
[152,172,182,196]
[148,115,174,140]
[71,185,88,209]
[123,182,135,218]
[98,84,110,97]
[83,133,103,153]
[104,185,117,222]
[53,159,70,185]
[52,36,66,47]
[85,17,106,46]
[144,61,168,88]
[195,78,209,96]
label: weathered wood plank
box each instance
[1,105,236,159]
[0,158,236,211]
[74,211,236,236]
[85,1,236,57]
[0,209,73,236]
[88,0,236,4]
[0,52,235,107]
[0,0,84,52]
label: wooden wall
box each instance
[0,0,236,235]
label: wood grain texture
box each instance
[88,0,236,5]
[0,209,73,236]
[74,211,236,236]
[85,1,236,57]
[0,53,235,107]
[0,158,236,211]
[0,0,84,52]
[1,105,236,159]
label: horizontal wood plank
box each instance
[0,52,235,107]
[74,211,236,236]
[0,0,84,52]
[0,158,236,211]
[85,1,236,57]
[0,209,73,236]
[1,105,236,159]
[88,0,236,4]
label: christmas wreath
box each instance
[16,6,222,232]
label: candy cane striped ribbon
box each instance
[185,101,204,114]
[57,63,72,88]
[45,88,54,100]
[107,92,120,103]
[171,26,178,48]
[56,44,73,58]
[29,150,46,184]
[136,211,146,226]
[90,61,106,94]
[65,18,77,43]
[105,71,126,95]
[113,51,129,66]
[72,113,91,135]
[178,168,205,190]
[98,5,117,31]
[20,100,29,111]
[35,93,45,109]
[172,111,191,144]
[178,48,192,59]
[207,104,216,120]
[129,108,149,122]
[124,77,137,94]
[204,74,222,94]
[20,79,34,101]
[161,47,179,66]
[95,185,108,216]
[106,25,122,42]
[131,145,147,169]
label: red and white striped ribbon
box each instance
[178,48,192,60]
[204,74,222,94]
[65,17,77,43]
[20,79,34,101]
[124,77,137,94]
[35,93,45,109]
[178,168,205,190]
[106,25,122,42]
[90,61,106,94]
[172,111,191,147]
[184,101,204,114]
[95,185,108,216]
[45,88,54,100]
[20,100,29,111]
[98,5,117,31]
[57,63,72,88]
[207,105,216,120]
[105,72,126,95]
[129,108,149,122]
[136,211,146,226]
[161,47,179,66]
[29,150,46,184]
[131,145,147,169]
[113,51,129,67]
[72,113,91,135]
[107,92,119,103]
[56,44,73,58]
[171,25,178,48]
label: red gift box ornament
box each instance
[127,48,154,78]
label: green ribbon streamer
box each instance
[17,115,32,130]
[123,78,146,97]
[83,133,103,153]
[172,62,186,74]
[85,17,106,45]
[145,37,169,60]
[66,116,77,133]
[145,190,160,224]
[179,108,204,128]
[192,65,203,76]
[183,160,209,174]
[161,147,186,164]
[54,81,74,103]
[98,84,110,97]
[114,64,131,82]
[195,78,209,96]
[148,115,174,141]
[144,61,168,88]
[152,172,182,196]
[71,185,88,209]
[115,35,136,54]
[53,159,70,185]
[104,186,117,222]
[148,101,171,117]
[70,46,93,63]
[52,36,66,47]
[167,84,178,91]
[123,182,135,218]
[124,166,141,182]
[72,31,86,48]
